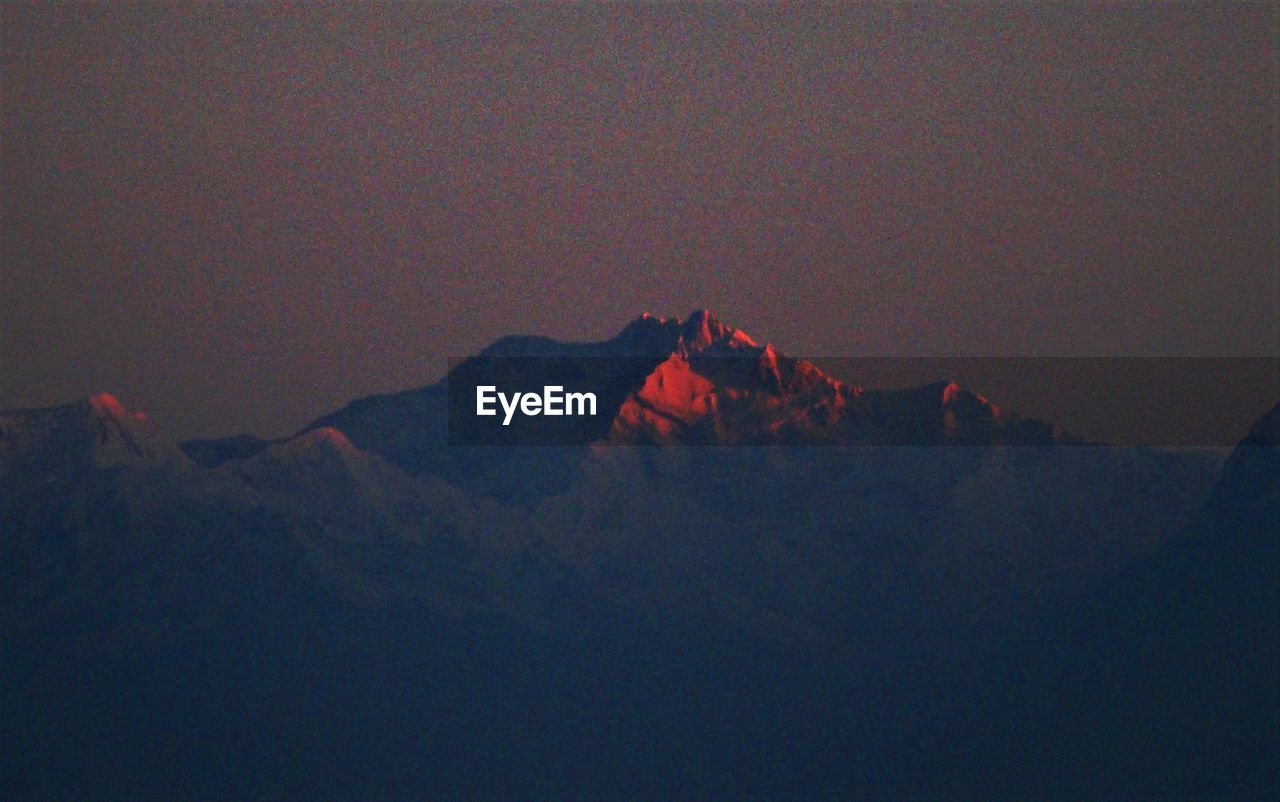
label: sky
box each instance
[3,3,1277,440]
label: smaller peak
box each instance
[916,379,960,400]
[87,392,127,418]
[82,392,160,432]
[258,427,361,468]
[680,309,734,352]
[293,426,354,451]
[620,311,674,333]
[0,391,184,473]
[241,427,363,475]
[685,308,720,327]
[935,380,997,416]
[939,381,962,405]
[83,392,162,432]
[613,313,683,355]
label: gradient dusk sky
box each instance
[3,3,1277,439]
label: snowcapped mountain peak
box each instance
[289,426,356,454]
[933,380,1000,418]
[615,309,763,358]
[87,391,128,419]
[687,307,718,324]
[245,427,362,472]
[307,310,1081,454]
[679,308,733,352]
[0,392,187,478]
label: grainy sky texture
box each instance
[3,3,1277,439]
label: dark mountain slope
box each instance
[972,404,1280,799]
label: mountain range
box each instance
[2,310,1275,799]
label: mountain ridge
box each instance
[1,321,1272,799]
[0,392,190,479]
[297,309,1079,470]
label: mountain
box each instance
[271,310,1076,504]
[310,309,1077,454]
[0,392,188,481]
[1,311,1270,799]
